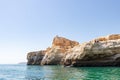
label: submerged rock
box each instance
[27,34,120,67]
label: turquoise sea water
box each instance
[0,64,120,80]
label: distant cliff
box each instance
[27,34,120,66]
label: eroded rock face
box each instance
[27,34,120,67]
[52,36,79,52]
[27,50,45,65]
[63,34,120,66]
[27,36,79,65]
[41,47,64,65]
[41,36,79,65]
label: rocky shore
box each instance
[27,34,120,67]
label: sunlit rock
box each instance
[27,34,120,67]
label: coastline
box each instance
[27,34,120,67]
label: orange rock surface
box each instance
[52,36,79,53]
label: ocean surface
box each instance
[0,64,120,80]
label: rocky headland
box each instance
[27,34,120,67]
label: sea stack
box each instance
[27,34,120,67]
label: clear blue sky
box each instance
[0,0,120,64]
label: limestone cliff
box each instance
[27,36,79,65]
[27,34,120,66]
[27,50,46,65]
[41,36,79,65]
[63,34,120,66]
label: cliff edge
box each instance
[27,34,120,66]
